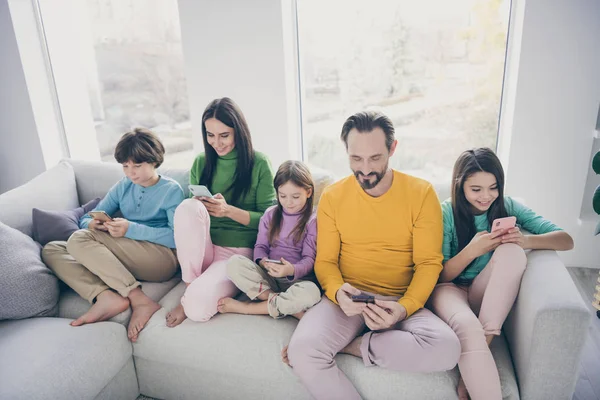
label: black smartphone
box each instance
[351,294,375,303]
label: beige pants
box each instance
[42,229,178,303]
[226,254,321,318]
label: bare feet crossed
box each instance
[127,288,161,342]
[71,290,129,327]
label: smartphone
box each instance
[264,258,284,265]
[88,211,113,223]
[351,294,375,303]
[491,216,517,233]
[188,184,214,198]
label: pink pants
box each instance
[287,294,461,400]
[174,198,252,322]
[428,243,527,400]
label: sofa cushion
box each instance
[58,274,182,326]
[32,197,101,246]
[0,317,136,400]
[0,221,59,320]
[132,283,520,400]
[0,161,79,237]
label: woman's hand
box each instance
[104,218,129,238]
[201,193,230,218]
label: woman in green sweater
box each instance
[166,97,276,326]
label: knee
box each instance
[66,229,95,253]
[494,243,527,274]
[175,198,209,221]
[304,283,322,307]
[226,255,250,280]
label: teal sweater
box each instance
[80,176,184,248]
[441,197,563,281]
[190,149,276,248]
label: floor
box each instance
[135,268,600,400]
[568,267,600,400]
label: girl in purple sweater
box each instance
[218,160,321,319]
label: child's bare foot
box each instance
[127,289,161,342]
[71,290,129,326]
[217,297,249,314]
[457,377,470,400]
[339,336,362,358]
[166,303,187,328]
[281,345,290,366]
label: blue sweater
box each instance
[80,176,184,248]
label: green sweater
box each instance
[190,149,276,248]
[442,196,562,281]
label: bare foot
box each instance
[457,377,470,400]
[166,303,187,328]
[217,297,249,314]
[339,336,362,358]
[281,345,290,366]
[71,290,129,326]
[127,289,161,342]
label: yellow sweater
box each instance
[315,171,443,317]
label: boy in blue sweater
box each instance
[42,128,184,342]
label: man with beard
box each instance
[285,111,461,400]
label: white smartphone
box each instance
[264,258,284,265]
[88,210,113,223]
[188,184,214,198]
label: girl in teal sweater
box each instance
[429,148,573,400]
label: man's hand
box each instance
[335,283,367,317]
[362,299,407,331]
[104,218,129,238]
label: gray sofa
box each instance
[0,159,592,400]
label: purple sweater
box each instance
[254,205,317,282]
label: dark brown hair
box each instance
[340,110,395,150]
[114,128,165,168]
[268,160,314,246]
[451,147,508,253]
[199,97,254,205]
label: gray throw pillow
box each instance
[31,198,101,246]
[0,221,59,320]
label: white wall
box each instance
[501,0,600,267]
[177,0,301,169]
[0,0,46,194]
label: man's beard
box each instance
[353,164,387,190]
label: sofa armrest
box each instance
[504,250,591,400]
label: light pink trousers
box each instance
[174,198,252,322]
[287,292,461,400]
[429,243,527,400]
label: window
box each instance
[297,0,511,184]
[40,0,193,168]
